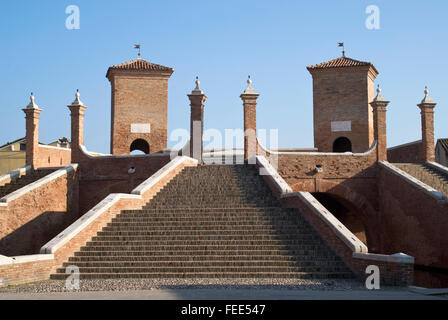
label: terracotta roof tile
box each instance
[106,59,173,77]
[307,56,378,73]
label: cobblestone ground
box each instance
[0,278,366,293]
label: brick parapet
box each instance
[378,162,448,269]
[280,192,413,286]
[0,165,79,256]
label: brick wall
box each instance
[0,166,79,256]
[377,163,448,269]
[35,145,72,168]
[108,74,171,155]
[308,66,377,153]
[280,194,413,286]
[0,256,55,287]
[387,141,424,163]
[76,148,171,215]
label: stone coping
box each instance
[0,164,78,206]
[39,145,71,151]
[427,161,448,175]
[353,252,414,264]
[131,156,198,196]
[248,155,292,194]
[387,140,422,151]
[258,140,377,156]
[0,165,31,187]
[282,192,368,254]
[0,254,54,266]
[40,193,141,254]
[380,161,448,202]
[80,145,171,159]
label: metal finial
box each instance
[26,92,40,109]
[373,84,386,102]
[191,76,203,95]
[243,75,257,95]
[421,86,434,104]
[134,44,141,59]
[70,89,84,106]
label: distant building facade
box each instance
[436,138,448,167]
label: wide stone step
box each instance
[80,244,330,251]
[110,216,302,222]
[68,255,342,262]
[106,220,305,228]
[122,207,294,213]
[50,272,354,280]
[119,211,303,220]
[90,234,321,241]
[98,228,313,235]
[62,260,347,268]
[74,249,339,257]
[84,239,323,247]
[55,265,349,274]
[100,222,314,235]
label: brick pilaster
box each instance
[369,86,389,162]
[68,90,88,163]
[22,94,42,169]
[418,88,437,163]
[240,77,259,160]
[187,79,207,163]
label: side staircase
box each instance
[394,163,448,196]
[0,168,57,199]
[52,165,354,280]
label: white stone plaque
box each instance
[331,121,351,132]
[131,123,151,133]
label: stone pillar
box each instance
[369,86,390,162]
[67,90,88,163]
[240,76,259,160]
[187,78,207,163]
[418,87,437,162]
[22,94,42,169]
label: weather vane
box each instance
[338,42,345,57]
[134,44,141,59]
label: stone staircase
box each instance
[202,149,244,165]
[0,168,56,199]
[52,165,353,280]
[394,163,448,196]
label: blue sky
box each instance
[0,0,447,153]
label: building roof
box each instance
[307,56,378,74]
[106,58,173,78]
[437,138,448,153]
[0,137,26,150]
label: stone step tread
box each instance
[91,235,321,241]
[74,249,337,256]
[55,266,350,273]
[68,255,342,262]
[50,272,354,279]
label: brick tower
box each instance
[106,57,174,155]
[307,56,379,153]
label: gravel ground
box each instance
[0,278,366,293]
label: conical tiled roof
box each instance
[307,56,378,74]
[106,58,173,78]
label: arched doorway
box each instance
[312,192,368,246]
[333,137,352,153]
[130,139,150,154]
